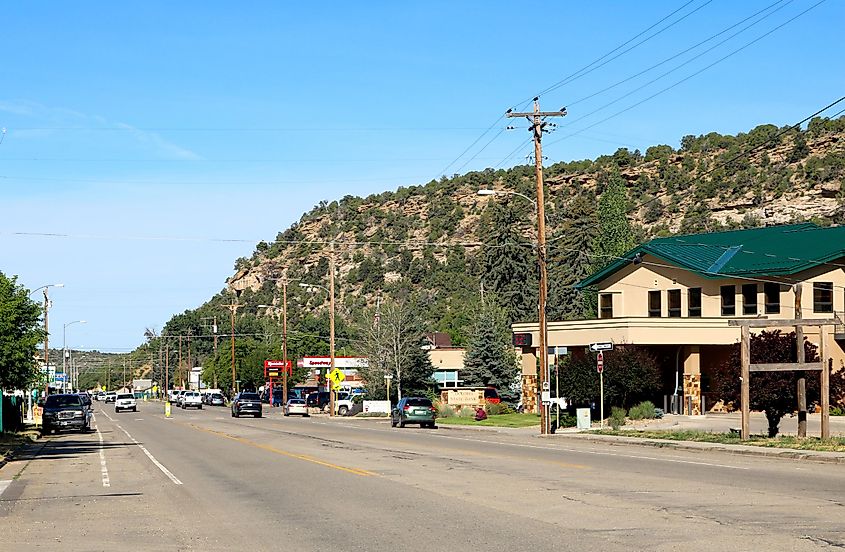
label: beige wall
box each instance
[428,349,465,371]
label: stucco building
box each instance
[513,223,845,414]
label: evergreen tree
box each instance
[548,192,598,320]
[592,171,636,273]
[462,297,519,398]
[0,273,46,390]
[481,200,537,325]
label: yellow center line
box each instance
[187,423,375,477]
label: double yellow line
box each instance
[189,424,375,477]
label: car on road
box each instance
[175,390,186,407]
[209,392,225,406]
[231,392,262,418]
[306,391,331,410]
[283,398,309,417]
[167,390,179,402]
[78,392,93,410]
[181,391,202,409]
[42,393,92,434]
[115,393,137,413]
[104,391,117,403]
[391,397,436,429]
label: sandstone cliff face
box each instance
[228,125,845,298]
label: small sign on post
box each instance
[597,351,605,429]
[589,342,614,352]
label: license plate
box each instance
[414,410,430,416]
[59,421,70,426]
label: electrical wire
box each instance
[545,0,828,149]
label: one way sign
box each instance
[589,342,614,352]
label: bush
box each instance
[436,403,455,418]
[558,414,577,428]
[831,406,845,416]
[610,406,627,430]
[484,401,513,415]
[628,401,657,420]
[458,407,476,418]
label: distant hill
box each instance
[160,116,845,356]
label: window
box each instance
[668,289,681,317]
[721,285,736,316]
[599,293,613,319]
[813,282,833,313]
[742,284,758,315]
[764,283,780,314]
[688,288,702,317]
[648,290,661,317]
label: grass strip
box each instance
[592,429,845,452]
[436,413,541,428]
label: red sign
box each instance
[596,351,604,374]
[264,360,292,378]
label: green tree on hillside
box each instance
[480,199,537,325]
[0,273,45,390]
[461,297,519,399]
[592,172,636,273]
[548,192,598,320]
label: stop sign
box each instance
[597,351,604,374]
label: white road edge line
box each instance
[95,422,111,488]
[100,410,115,422]
[115,424,182,485]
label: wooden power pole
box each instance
[507,97,566,435]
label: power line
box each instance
[546,0,828,149]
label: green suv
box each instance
[391,397,436,429]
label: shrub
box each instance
[458,407,476,418]
[831,405,845,416]
[628,401,657,420]
[558,414,577,428]
[436,403,455,418]
[484,401,512,415]
[610,406,627,430]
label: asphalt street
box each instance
[1,401,843,551]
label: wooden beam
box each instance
[821,327,830,439]
[796,283,807,438]
[728,318,835,328]
[741,325,750,440]
[749,362,822,372]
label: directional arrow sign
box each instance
[589,342,614,352]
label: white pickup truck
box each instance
[181,391,203,409]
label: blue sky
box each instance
[1,0,843,352]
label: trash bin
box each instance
[576,408,591,429]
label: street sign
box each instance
[589,342,614,352]
[264,360,292,378]
[328,368,346,386]
[596,351,604,374]
[542,381,549,391]
[513,333,533,347]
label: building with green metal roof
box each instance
[512,223,845,417]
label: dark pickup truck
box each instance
[42,394,92,434]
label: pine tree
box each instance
[547,192,598,320]
[592,171,636,273]
[481,200,537,325]
[462,297,519,398]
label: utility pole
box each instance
[225,302,240,395]
[43,289,51,398]
[795,284,807,438]
[165,341,170,394]
[187,329,193,390]
[507,97,567,436]
[178,335,183,388]
[213,316,219,388]
[282,278,289,407]
[329,241,336,417]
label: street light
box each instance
[63,320,86,392]
[478,186,550,434]
[29,283,64,399]
[299,281,336,416]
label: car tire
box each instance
[338,406,348,416]
[132,407,137,412]
[284,412,289,417]
[391,416,397,428]
[231,410,235,417]
[198,405,202,410]
[255,413,261,418]
[398,418,406,428]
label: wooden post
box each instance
[795,284,807,438]
[741,324,750,440]
[820,327,830,439]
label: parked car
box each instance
[306,391,331,410]
[209,392,225,407]
[181,391,202,409]
[77,392,93,410]
[283,398,309,417]
[231,392,262,418]
[104,391,117,403]
[167,390,179,402]
[42,394,92,434]
[93,391,102,401]
[115,393,137,413]
[391,397,436,429]
[175,390,186,407]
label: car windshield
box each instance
[288,399,305,405]
[45,395,82,408]
[240,393,260,400]
[117,394,133,400]
[406,398,432,407]
[211,394,223,399]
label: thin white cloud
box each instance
[0,99,202,160]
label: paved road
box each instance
[1,401,843,551]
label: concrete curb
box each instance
[557,433,845,465]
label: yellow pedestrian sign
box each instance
[328,368,345,391]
